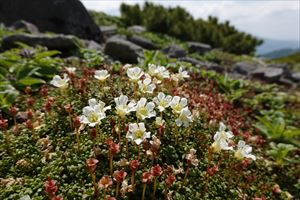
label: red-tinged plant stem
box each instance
[68,113,73,130]
[164,185,170,200]
[103,189,107,200]
[126,138,129,159]
[134,83,138,99]
[109,152,113,176]
[142,184,147,200]
[91,173,99,198]
[116,182,120,198]
[138,144,141,161]
[183,166,190,185]
[75,128,80,151]
[131,172,135,190]
[153,177,158,198]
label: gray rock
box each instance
[10,20,39,34]
[0,0,103,42]
[251,67,284,83]
[128,35,158,50]
[207,63,224,73]
[162,45,187,58]
[2,33,78,57]
[82,40,103,51]
[187,42,211,54]
[177,57,206,66]
[104,37,143,63]
[100,25,118,40]
[233,62,258,75]
[127,25,146,34]
[290,72,300,82]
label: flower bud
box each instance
[90,128,97,140]
[27,110,33,119]
[25,119,33,129]
[64,104,72,113]
[114,170,127,183]
[9,106,18,116]
[141,172,153,184]
[0,119,8,130]
[86,158,98,174]
[27,97,34,107]
[73,116,81,129]
[25,86,31,95]
[165,175,176,186]
[40,86,48,97]
[44,177,58,198]
[151,165,162,177]
[129,160,139,172]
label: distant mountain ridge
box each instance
[261,48,300,59]
[256,38,300,55]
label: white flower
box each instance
[79,98,111,127]
[66,67,76,74]
[127,67,144,82]
[175,108,193,127]
[20,195,31,200]
[211,122,234,152]
[155,117,165,127]
[135,98,156,120]
[94,69,110,81]
[126,122,151,145]
[148,64,170,79]
[50,74,69,89]
[171,67,190,82]
[153,92,172,112]
[235,140,256,161]
[114,95,136,118]
[169,96,188,114]
[186,148,199,166]
[138,78,156,94]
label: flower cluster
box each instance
[212,122,256,160]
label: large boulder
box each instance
[82,40,103,52]
[127,25,146,34]
[251,67,284,83]
[0,0,103,42]
[162,45,187,58]
[2,33,78,57]
[233,62,259,75]
[290,72,300,83]
[104,37,143,63]
[100,25,118,40]
[10,20,39,34]
[187,42,211,54]
[128,35,158,50]
[177,57,206,67]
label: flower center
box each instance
[135,129,144,138]
[88,113,98,122]
[159,100,167,107]
[138,107,148,116]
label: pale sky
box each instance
[81,0,300,41]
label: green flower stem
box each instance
[131,172,135,190]
[109,152,113,176]
[116,182,120,198]
[76,128,80,151]
[126,138,129,159]
[68,112,73,130]
[142,183,147,200]
[153,177,157,198]
[103,189,107,199]
[91,173,99,198]
[138,144,141,161]
[183,166,190,185]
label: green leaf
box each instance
[18,77,45,86]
